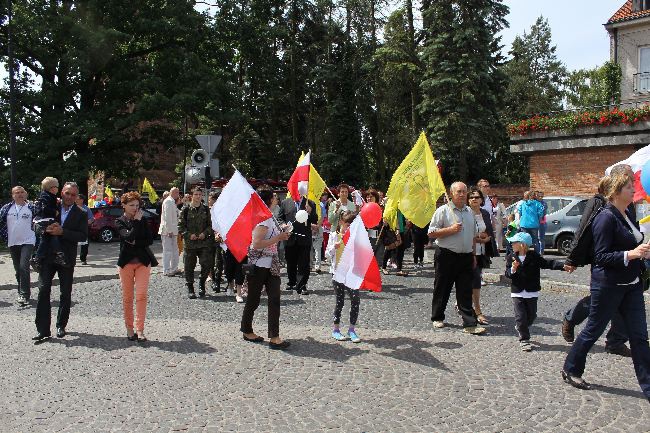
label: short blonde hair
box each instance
[41,177,59,191]
[603,172,634,202]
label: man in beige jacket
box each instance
[159,187,181,276]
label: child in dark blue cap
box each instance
[505,231,566,351]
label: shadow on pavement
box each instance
[593,384,648,400]
[484,315,562,338]
[366,337,451,371]
[49,332,216,354]
[286,336,369,362]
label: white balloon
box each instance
[295,209,309,224]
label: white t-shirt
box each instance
[252,218,279,268]
[474,213,486,256]
[6,203,36,247]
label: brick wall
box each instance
[490,184,528,207]
[529,145,636,197]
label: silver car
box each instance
[506,196,588,255]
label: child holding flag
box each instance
[325,211,361,343]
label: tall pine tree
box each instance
[419,0,508,183]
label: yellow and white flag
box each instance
[141,177,159,202]
[383,132,446,229]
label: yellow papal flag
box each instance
[141,177,159,202]
[104,186,114,199]
[287,151,328,219]
[383,132,446,229]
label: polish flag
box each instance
[334,215,382,292]
[287,151,310,199]
[606,144,650,201]
[211,170,272,262]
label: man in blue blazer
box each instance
[33,182,88,343]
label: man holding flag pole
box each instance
[279,151,318,295]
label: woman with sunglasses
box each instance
[466,187,498,325]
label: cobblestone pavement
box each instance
[0,251,648,432]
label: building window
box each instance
[635,47,650,92]
[634,0,650,11]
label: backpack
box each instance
[566,195,606,267]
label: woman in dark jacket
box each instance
[116,191,158,342]
[468,187,499,325]
[562,173,650,402]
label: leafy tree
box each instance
[566,61,622,109]
[0,1,231,196]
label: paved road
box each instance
[0,249,648,432]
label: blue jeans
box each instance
[538,223,547,254]
[564,295,628,349]
[563,281,650,399]
[520,227,540,254]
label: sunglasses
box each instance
[469,196,481,199]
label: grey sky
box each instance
[499,0,621,71]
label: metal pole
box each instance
[7,0,18,187]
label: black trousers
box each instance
[394,241,407,271]
[79,244,89,262]
[412,226,428,264]
[213,246,223,282]
[513,297,538,341]
[431,248,476,327]
[564,294,628,349]
[240,267,281,338]
[35,262,74,334]
[184,247,212,286]
[333,282,360,326]
[285,243,311,289]
[224,249,245,285]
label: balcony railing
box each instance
[633,72,650,93]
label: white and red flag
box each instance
[334,215,382,292]
[606,144,650,201]
[287,150,311,199]
[211,170,272,262]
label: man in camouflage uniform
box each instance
[178,187,213,299]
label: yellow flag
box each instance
[104,186,114,199]
[287,152,328,219]
[383,132,446,229]
[141,177,159,202]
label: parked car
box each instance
[505,196,588,255]
[89,205,161,243]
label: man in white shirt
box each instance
[159,187,181,276]
[0,186,36,305]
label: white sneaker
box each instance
[481,279,487,286]
[235,295,244,303]
[520,340,533,352]
[432,321,445,329]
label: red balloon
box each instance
[360,202,382,228]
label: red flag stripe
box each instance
[225,192,272,262]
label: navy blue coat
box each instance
[591,204,643,286]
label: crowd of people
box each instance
[0,170,648,402]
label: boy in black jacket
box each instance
[505,232,565,351]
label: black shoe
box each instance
[286,285,295,291]
[299,288,310,295]
[606,344,632,357]
[32,333,51,343]
[81,261,87,265]
[212,282,221,293]
[561,370,592,390]
[188,291,197,299]
[56,327,66,338]
[127,333,138,341]
[269,340,291,350]
[198,290,206,298]
[561,319,574,343]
